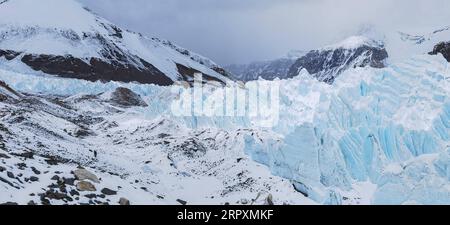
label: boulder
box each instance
[119,197,130,205]
[110,87,148,107]
[101,188,117,196]
[76,181,97,192]
[73,169,100,183]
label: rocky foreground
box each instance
[0,80,311,205]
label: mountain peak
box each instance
[0,0,99,34]
[0,0,230,86]
[322,35,383,51]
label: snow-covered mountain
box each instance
[225,50,305,81]
[288,36,388,84]
[0,0,449,206]
[0,0,231,85]
[0,51,448,205]
[227,36,388,84]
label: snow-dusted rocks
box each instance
[0,0,230,85]
[109,87,148,108]
[73,168,100,183]
[0,78,310,205]
[227,36,388,84]
[288,36,388,84]
[429,41,450,62]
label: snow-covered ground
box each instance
[1,52,449,205]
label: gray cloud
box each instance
[79,0,450,65]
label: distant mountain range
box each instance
[226,36,389,84]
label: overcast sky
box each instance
[79,0,450,65]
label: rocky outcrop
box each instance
[119,197,130,205]
[288,39,388,84]
[19,53,174,86]
[429,41,450,62]
[110,87,148,107]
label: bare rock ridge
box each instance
[288,37,389,84]
[227,37,388,84]
[429,41,450,62]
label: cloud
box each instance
[79,0,450,65]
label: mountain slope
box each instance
[288,36,388,84]
[0,77,310,205]
[0,0,230,85]
[227,36,388,84]
[226,50,305,81]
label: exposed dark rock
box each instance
[176,199,187,205]
[62,177,76,186]
[0,153,10,159]
[0,202,18,205]
[11,151,34,159]
[110,87,148,107]
[176,138,207,158]
[31,167,41,175]
[288,44,388,84]
[101,188,117,196]
[266,194,274,205]
[119,197,130,205]
[0,49,20,61]
[16,163,27,170]
[27,201,37,205]
[69,189,80,196]
[0,176,18,189]
[7,171,14,178]
[20,53,174,86]
[41,190,72,201]
[84,194,97,199]
[176,63,225,85]
[429,41,450,62]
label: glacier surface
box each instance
[0,54,449,204]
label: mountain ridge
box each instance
[0,0,231,85]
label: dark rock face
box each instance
[0,49,20,60]
[429,41,450,62]
[288,45,389,84]
[176,63,225,85]
[19,53,174,86]
[110,87,148,107]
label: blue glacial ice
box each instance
[0,54,449,204]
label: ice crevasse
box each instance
[0,54,449,204]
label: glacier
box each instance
[0,53,449,205]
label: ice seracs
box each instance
[1,51,448,205]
